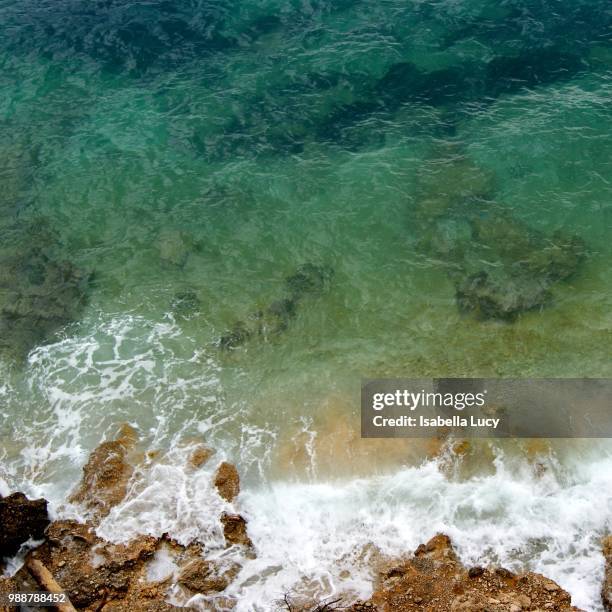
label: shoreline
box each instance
[1,432,610,611]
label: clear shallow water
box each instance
[1,0,611,609]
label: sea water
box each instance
[1,0,611,609]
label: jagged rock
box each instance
[22,520,160,609]
[358,534,582,611]
[178,558,239,594]
[220,513,252,548]
[603,535,612,611]
[0,492,49,560]
[68,426,137,523]
[214,462,240,502]
[0,576,20,612]
[468,566,485,578]
[2,437,248,610]
[26,521,130,607]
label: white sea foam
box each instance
[83,442,612,611]
[0,312,224,503]
[3,315,612,611]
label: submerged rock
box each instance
[171,290,201,318]
[285,263,334,299]
[219,262,333,350]
[157,229,198,269]
[0,221,91,362]
[455,270,551,321]
[412,152,586,321]
[188,444,214,469]
[452,213,586,321]
[0,492,50,560]
[219,320,252,350]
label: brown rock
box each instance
[0,492,49,560]
[178,558,238,594]
[188,445,214,469]
[362,534,583,612]
[214,462,240,502]
[0,576,19,612]
[68,428,137,523]
[220,513,252,548]
[22,519,159,609]
[603,535,612,611]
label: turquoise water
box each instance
[1,0,612,608]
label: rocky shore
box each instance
[1,433,609,611]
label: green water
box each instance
[1,0,611,492]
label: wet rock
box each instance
[24,520,163,610]
[178,558,238,594]
[0,576,20,612]
[68,427,137,523]
[214,462,240,502]
[360,534,581,611]
[603,535,612,611]
[0,221,91,362]
[220,513,252,548]
[0,492,50,560]
[2,438,247,610]
[188,445,214,469]
[468,566,485,578]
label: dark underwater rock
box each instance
[0,492,50,560]
[455,270,551,321]
[452,218,585,321]
[171,290,201,318]
[265,297,298,333]
[219,263,333,350]
[0,222,91,362]
[219,321,252,350]
[413,151,587,321]
[285,263,334,299]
